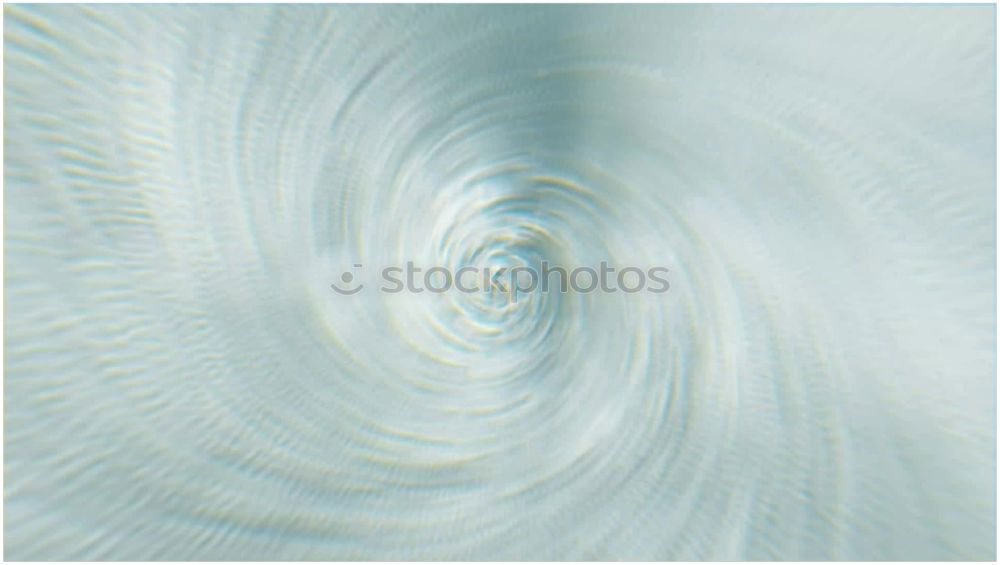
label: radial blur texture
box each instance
[3,4,996,560]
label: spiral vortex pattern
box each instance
[4,5,995,560]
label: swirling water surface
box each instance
[4,5,996,560]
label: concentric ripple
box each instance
[4,5,995,560]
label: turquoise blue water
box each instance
[4,5,995,560]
